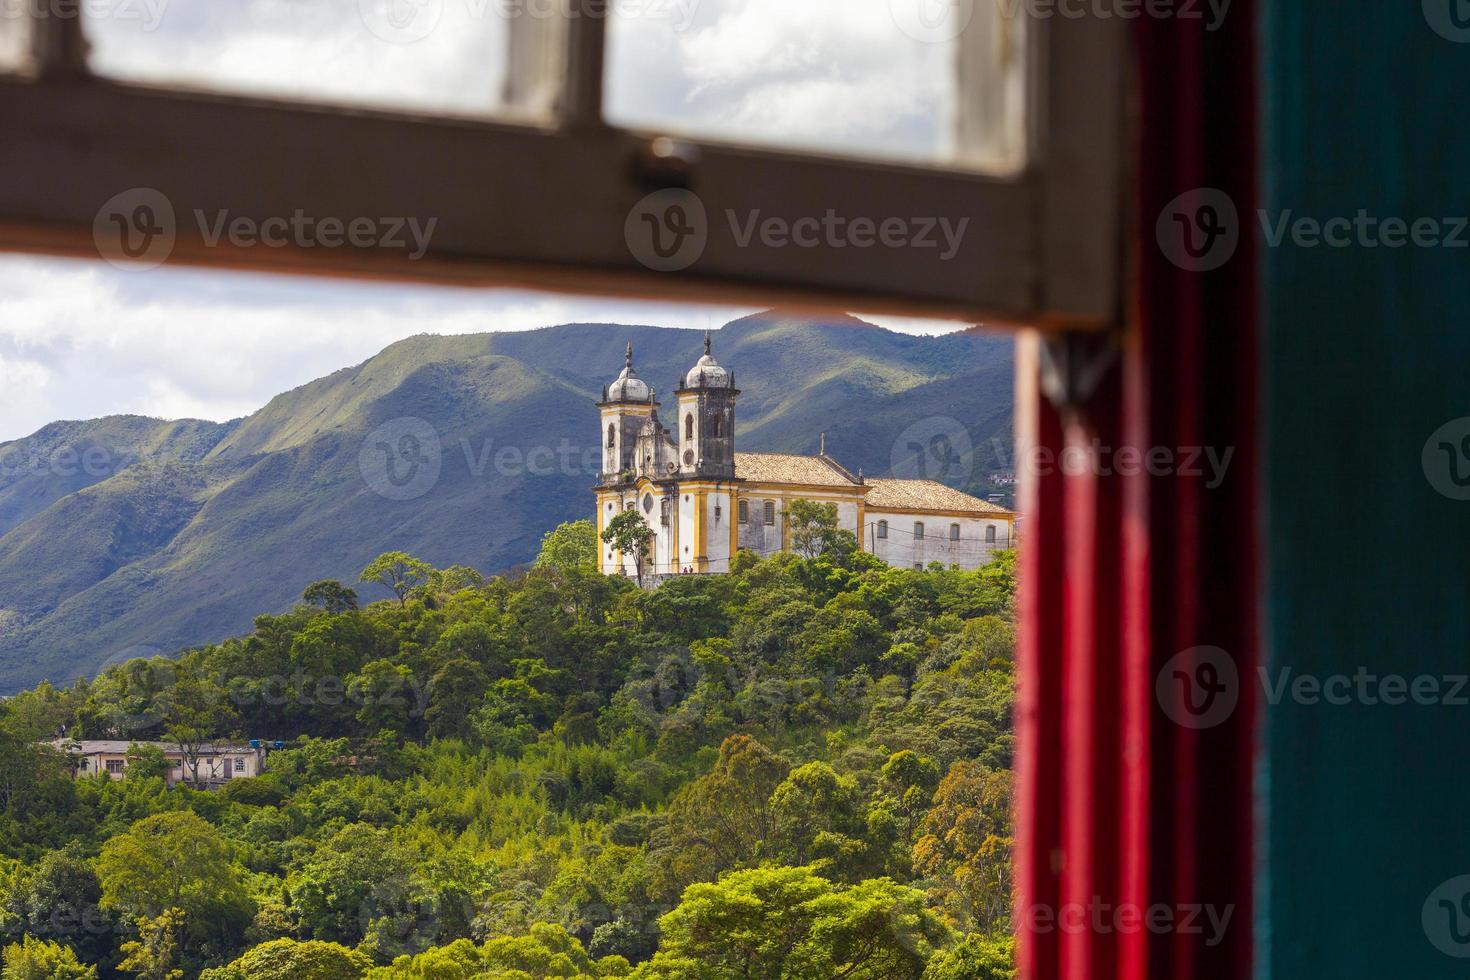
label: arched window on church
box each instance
[950,523,961,541]
[914,521,925,539]
[606,423,615,448]
[876,520,888,539]
[685,413,694,441]
[711,414,723,437]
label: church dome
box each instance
[606,343,652,402]
[682,333,733,388]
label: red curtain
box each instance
[1015,7,1259,980]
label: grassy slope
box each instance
[0,313,1012,690]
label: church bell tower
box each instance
[676,332,738,479]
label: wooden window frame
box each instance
[0,5,1126,328]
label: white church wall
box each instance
[705,489,732,571]
[864,512,1011,570]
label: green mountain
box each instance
[0,312,1011,691]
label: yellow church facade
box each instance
[594,338,1013,579]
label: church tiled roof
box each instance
[734,452,860,487]
[864,478,1012,515]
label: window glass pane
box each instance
[0,9,26,70]
[605,0,1026,172]
[87,0,520,117]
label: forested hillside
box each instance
[0,312,1012,691]
[0,525,1017,979]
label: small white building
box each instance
[51,739,269,788]
[595,336,1014,577]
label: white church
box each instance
[595,337,1015,578]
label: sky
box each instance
[0,0,975,443]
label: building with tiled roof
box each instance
[594,336,1014,578]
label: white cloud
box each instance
[1,2,971,440]
[87,0,507,114]
[0,255,968,443]
[608,0,951,162]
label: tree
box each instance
[302,580,359,614]
[96,812,251,947]
[423,659,490,740]
[921,933,1015,980]
[642,866,948,980]
[117,908,184,980]
[200,939,370,980]
[794,877,953,979]
[600,510,651,586]
[287,824,418,947]
[911,762,1013,933]
[358,553,433,606]
[345,660,417,737]
[0,936,96,980]
[4,850,110,963]
[0,724,63,814]
[786,498,843,559]
[770,762,866,872]
[157,678,237,787]
[656,735,788,893]
[125,743,172,781]
[535,520,599,572]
